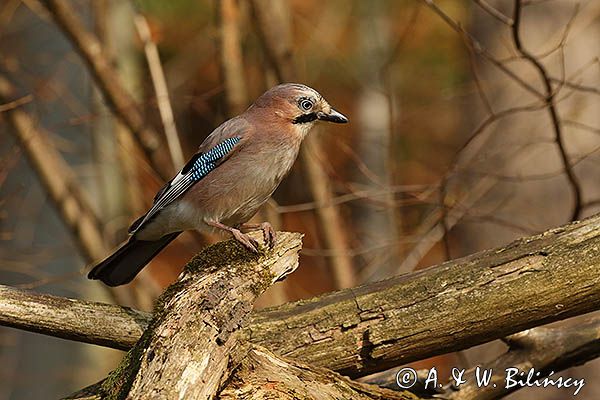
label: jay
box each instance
[88,83,348,286]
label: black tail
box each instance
[88,232,181,286]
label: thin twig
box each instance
[511,0,583,220]
[273,184,433,214]
[554,78,600,96]
[0,94,33,112]
[133,13,185,169]
[466,41,494,115]
[423,0,544,100]
[583,199,600,209]
[397,176,497,273]
[473,0,514,26]
[433,102,544,270]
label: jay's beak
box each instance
[317,108,349,124]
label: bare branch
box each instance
[0,76,106,262]
[302,136,356,288]
[399,177,496,273]
[361,318,599,399]
[248,0,295,83]
[0,75,139,305]
[133,13,185,169]
[41,0,174,179]
[423,0,544,100]
[511,0,583,220]
[446,317,600,399]
[0,284,148,350]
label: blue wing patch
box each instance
[189,137,241,181]
[129,136,241,234]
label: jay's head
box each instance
[251,83,348,132]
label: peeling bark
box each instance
[99,232,302,399]
[61,232,424,400]
[219,345,419,400]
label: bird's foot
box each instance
[231,229,260,253]
[239,222,276,249]
[206,220,260,253]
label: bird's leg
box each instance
[239,222,276,249]
[206,221,259,253]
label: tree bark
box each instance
[359,316,600,399]
[65,345,422,400]
[218,345,418,400]
[0,284,147,351]
[95,232,302,399]
[246,215,600,376]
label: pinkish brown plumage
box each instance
[88,83,348,286]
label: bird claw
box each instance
[237,222,276,250]
[232,229,260,253]
[261,222,276,249]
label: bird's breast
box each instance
[180,138,301,228]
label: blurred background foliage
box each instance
[1,0,599,398]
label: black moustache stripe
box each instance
[293,113,318,124]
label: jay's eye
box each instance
[299,99,313,111]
